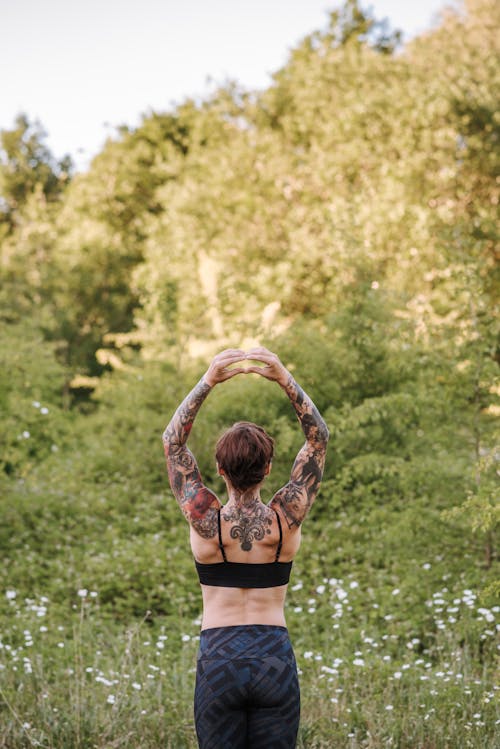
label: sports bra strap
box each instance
[274,509,283,562]
[217,508,227,562]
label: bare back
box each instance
[191,502,301,629]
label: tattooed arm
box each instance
[245,347,329,527]
[162,349,246,537]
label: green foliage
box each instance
[0,319,71,477]
[0,1,499,745]
[0,114,71,232]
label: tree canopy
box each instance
[0,0,498,603]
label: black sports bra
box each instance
[194,508,293,588]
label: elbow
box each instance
[318,419,330,445]
[162,425,181,455]
[308,423,329,450]
[162,427,173,453]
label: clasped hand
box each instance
[204,347,289,388]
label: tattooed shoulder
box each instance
[191,506,219,539]
[273,485,306,529]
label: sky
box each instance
[0,0,452,171]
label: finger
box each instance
[245,358,273,369]
[245,351,273,363]
[246,346,273,354]
[245,365,271,376]
[218,360,247,374]
[245,346,267,355]
[243,358,267,367]
[212,351,245,367]
[246,345,275,356]
[226,348,246,355]
[216,352,247,366]
[221,348,246,357]
[220,367,246,380]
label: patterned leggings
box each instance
[194,625,300,749]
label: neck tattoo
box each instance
[222,503,272,552]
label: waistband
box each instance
[198,624,292,660]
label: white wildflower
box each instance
[96,676,113,686]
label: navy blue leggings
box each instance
[194,625,300,749]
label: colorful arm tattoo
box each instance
[271,376,329,528]
[162,378,220,538]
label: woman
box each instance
[162,347,329,749]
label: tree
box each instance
[0,114,71,233]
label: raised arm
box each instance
[162,349,246,537]
[245,347,329,527]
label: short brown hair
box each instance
[215,422,274,491]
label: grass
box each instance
[0,564,498,749]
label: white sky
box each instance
[0,0,451,171]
